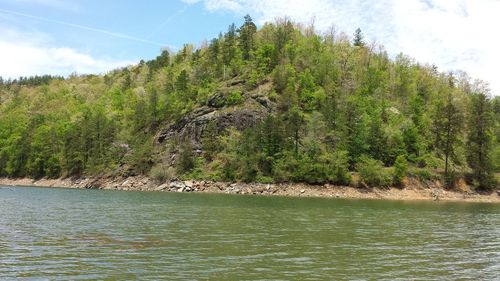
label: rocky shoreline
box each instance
[0,176,498,203]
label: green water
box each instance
[0,186,499,280]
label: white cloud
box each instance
[0,28,135,79]
[185,0,500,95]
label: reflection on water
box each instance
[1,186,499,280]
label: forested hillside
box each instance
[0,16,498,190]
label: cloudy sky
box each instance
[0,0,498,94]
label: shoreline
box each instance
[0,177,498,203]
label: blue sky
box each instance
[0,0,499,95]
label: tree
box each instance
[353,28,365,47]
[223,23,238,65]
[239,14,257,60]
[432,86,463,186]
[393,155,408,186]
[176,70,189,92]
[148,88,160,129]
[466,92,495,189]
[202,120,218,161]
[177,141,195,174]
[157,50,170,68]
[285,107,305,155]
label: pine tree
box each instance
[239,14,257,60]
[286,107,305,155]
[223,23,237,65]
[176,70,189,92]
[466,92,495,189]
[202,121,218,161]
[353,28,365,47]
[432,84,463,186]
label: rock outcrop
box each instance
[156,83,274,149]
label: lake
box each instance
[1,186,499,280]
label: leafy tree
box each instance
[0,14,495,192]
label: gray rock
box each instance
[170,181,186,189]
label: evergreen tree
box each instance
[239,14,257,60]
[432,86,463,186]
[202,121,218,161]
[223,23,238,65]
[285,107,305,155]
[466,92,495,189]
[176,70,189,92]
[353,28,365,47]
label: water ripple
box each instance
[1,186,499,280]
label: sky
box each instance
[0,0,498,95]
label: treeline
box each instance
[0,75,64,87]
[0,15,498,190]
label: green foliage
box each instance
[393,155,408,186]
[239,14,257,60]
[356,156,392,187]
[150,163,175,183]
[226,90,243,105]
[126,136,154,175]
[202,121,219,161]
[409,167,439,181]
[432,87,464,186]
[353,28,365,47]
[176,70,189,92]
[0,15,495,192]
[177,141,195,174]
[466,92,496,189]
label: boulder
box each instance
[170,181,186,189]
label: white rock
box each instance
[170,181,186,189]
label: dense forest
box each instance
[0,16,498,190]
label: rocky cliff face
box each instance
[155,80,275,150]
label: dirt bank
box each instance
[1,177,498,203]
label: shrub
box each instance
[176,142,195,174]
[326,150,351,186]
[393,155,408,186]
[415,153,442,169]
[150,164,176,183]
[409,167,439,181]
[182,157,209,180]
[356,156,392,187]
[226,90,243,105]
[272,151,301,182]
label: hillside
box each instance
[0,16,498,191]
